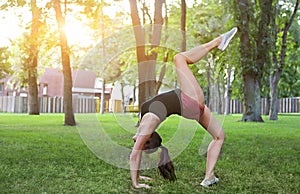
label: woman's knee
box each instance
[216,129,226,142]
[173,53,186,67]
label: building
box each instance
[0,68,113,112]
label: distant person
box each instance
[130,27,238,189]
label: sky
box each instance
[0,1,131,47]
[0,7,29,47]
[0,0,204,47]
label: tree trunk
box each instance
[155,52,168,95]
[217,74,222,114]
[53,0,75,126]
[269,72,280,120]
[206,61,211,107]
[100,3,106,114]
[100,78,106,114]
[120,82,125,113]
[155,1,169,94]
[269,0,299,120]
[180,0,186,52]
[129,0,164,107]
[224,64,231,115]
[255,0,272,84]
[242,74,263,122]
[133,85,137,104]
[28,0,40,115]
[251,0,273,119]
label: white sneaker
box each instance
[200,177,219,187]
[218,27,238,51]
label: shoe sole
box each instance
[219,27,238,51]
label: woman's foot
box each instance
[218,27,238,51]
[200,176,219,187]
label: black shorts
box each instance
[140,89,182,121]
[140,89,205,122]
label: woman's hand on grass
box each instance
[139,175,152,181]
[133,176,152,189]
[134,183,151,189]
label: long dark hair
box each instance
[143,132,176,181]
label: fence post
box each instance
[23,97,27,113]
[0,96,2,112]
[15,96,20,113]
[298,98,300,112]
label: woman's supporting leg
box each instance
[173,28,237,184]
[173,37,224,182]
[174,46,225,183]
[199,106,225,180]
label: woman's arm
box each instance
[130,113,161,189]
[130,149,151,189]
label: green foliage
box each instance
[276,7,300,97]
[0,47,12,79]
[230,0,300,100]
[279,51,300,97]
[7,36,30,86]
[0,0,26,8]
[0,113,299,193]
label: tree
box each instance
[269,0,299,120]
[27,0,41,115]
[154,0,170,94]
[1,0,41,114]
[233,0,275,122]
[129,0,164,107]
[99,5,106,114]
[53,0,75,126]
[234,0,259,121]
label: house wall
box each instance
[72,69,96,89]
[39,68,64,97]
[1,68,117,112]
[38,68,97,97]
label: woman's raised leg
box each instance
[173,27,237,102]
[173,37,221,104]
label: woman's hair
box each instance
[143,132,177,181]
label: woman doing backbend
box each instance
[130,27,238,189]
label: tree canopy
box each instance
[0,0,299,121]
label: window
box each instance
[43,84,48,96]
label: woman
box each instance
[130,27,238,189]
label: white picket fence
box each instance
[0,96,299,114]
[228,97,300,114]
[0,96,96,113]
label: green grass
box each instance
[0,113,299,194]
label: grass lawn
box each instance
[0,113,299,193]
